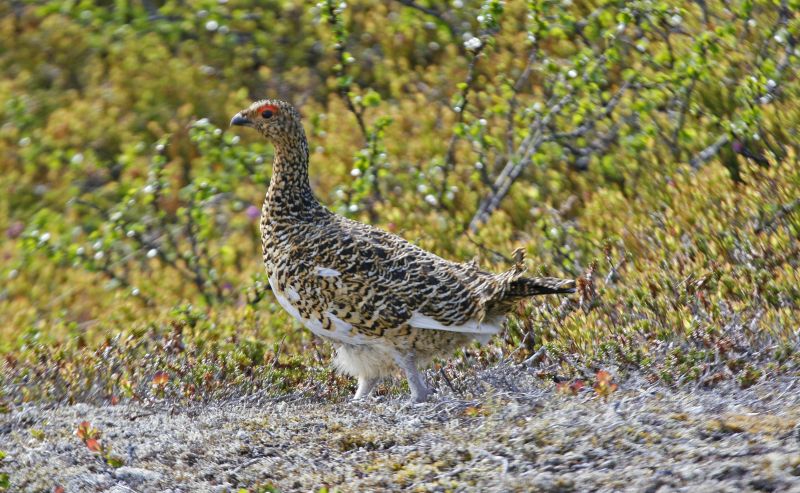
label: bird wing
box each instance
[300,218,507,340]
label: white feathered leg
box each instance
[354,375,379,400]
[394,352,431,403]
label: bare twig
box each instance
[437,48,484,204]
[689,134,730,169]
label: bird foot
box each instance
[408,385,432,404]
[393,351,432,403]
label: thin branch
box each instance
[689,134,729,169]
[324,1,368,140]
[467,81,627,233]
[437,47,484,204]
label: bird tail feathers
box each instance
[506,277,576,297]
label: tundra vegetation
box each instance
[0,0,799,489]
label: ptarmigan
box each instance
[231,99,575,403]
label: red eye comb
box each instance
[257,103,278,114]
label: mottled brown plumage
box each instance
[231,99,575,402]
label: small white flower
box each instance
[747,19,757,28]
[126,230,136,238]
[464,37,482,51]
[668,14,682,27]
[213,128,222,136]
[567,69,578,78]
[155,143,166,152]
[477,15,484,23]
[532,102,543,112]
[616,23,626,33]
[752,133,760,141]
[335,189,347,199]
[760,95,771,104]
[774,34,784,44]
[93,240,103,250]
[147,249,158,259]
[452,0,463,8]
[76,247,85,256]
[71,153,84,165]
[475,162,484,170]
[94,251,104,260]
[348,204,359,213]
[417,184,428,193]
[195,118,209,126]
[131,287,140,296]
[445,191,455,201]
[205,20,219,31]
[18,137,31,147]
[218,25,229,34]
[478,118,487,126]
[350,168,362,177]
[110,212,122,221]
[766,79,776,89]
[231,135,240,144]
[143,185,155,194]
[39,232,51,242]
[424,194,438,206]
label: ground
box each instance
[2,364,799,493]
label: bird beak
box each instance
[230,114,252,127]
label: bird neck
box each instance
[264,127,322,216]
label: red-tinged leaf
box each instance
[555,382,570,394]
[86,438,102,452]
[110,395,119,406]
[570,380,585,393]
[152,371,169,386]
[53,486,65,493]
[76,421,90,439]
[596,370,612,384]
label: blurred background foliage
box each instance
[0,0,798,404]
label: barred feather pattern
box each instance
[232,99,576,383]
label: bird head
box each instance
[229,99,303,144]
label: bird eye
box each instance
[262,110,273,119]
